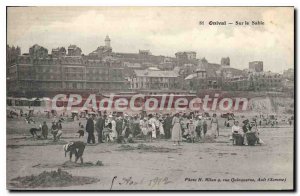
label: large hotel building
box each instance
[7,36,128,97]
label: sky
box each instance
[7,7,294,73]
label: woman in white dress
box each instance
[231,120,243,145]
[210,113,219,138]
[110,116,117,140]
[140,117,148,136]
[148,114,156,140]
[171,113,182,145]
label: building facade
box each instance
[67,45,82,56]
[222,76,250,91]
[283,68,294,80]
[249,61,264,72]
[249,71,283,91]
[51,47,66,58]
[184,67,208,91]
[7,50,128,97]
[175,51,197,60]
[130,68,179,90]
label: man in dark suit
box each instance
[86,114,95,144]
[95,115,105,143]
[163,114,172,139]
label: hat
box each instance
[242,119,249,124]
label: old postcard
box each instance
[6,7,294,190]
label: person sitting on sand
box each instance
[242,119,251,145]
[63,141,86,164]
[25,115,35,124]
[247,121,264,145]
[231,121,243,145]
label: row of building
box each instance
[6,36,294,97]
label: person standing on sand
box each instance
[86,114,95,144]
[51,120,59,141]
[202,119,208,138]
[148,114,157,140]
[195,116,203,140]
[41,121,48,139]
[116,116,123,137]
[210,113,219,138]
[95,115,105,143]
[64,141,86,164]
[56,120,63,141]
[163,114,172,139]
[171,113,182,146]
[110,115,117,140]
[187,118,196,143]
[139,117,149,139]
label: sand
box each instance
[10,169,99,189]
[6,117,294,190]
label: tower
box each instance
[221,57,230,66]
[105,35,111,48]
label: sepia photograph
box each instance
[6,6,294,190]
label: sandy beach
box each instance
[6,117,294,190]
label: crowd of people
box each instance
[27,110,293,147]
[231,119,264,146]
[29,119,63,141]
[22,110,294,164]
[81,111,214,146]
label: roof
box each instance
[220,67,244,76]
[134,69,179,78]
[251,71,281,77]
[203,63,221,77]
[175,51,196,54]
[68,45,77,49]
[148,67,160,71]
[125,63,142,68]
[112,52,165,64]
[185,73,197,80]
